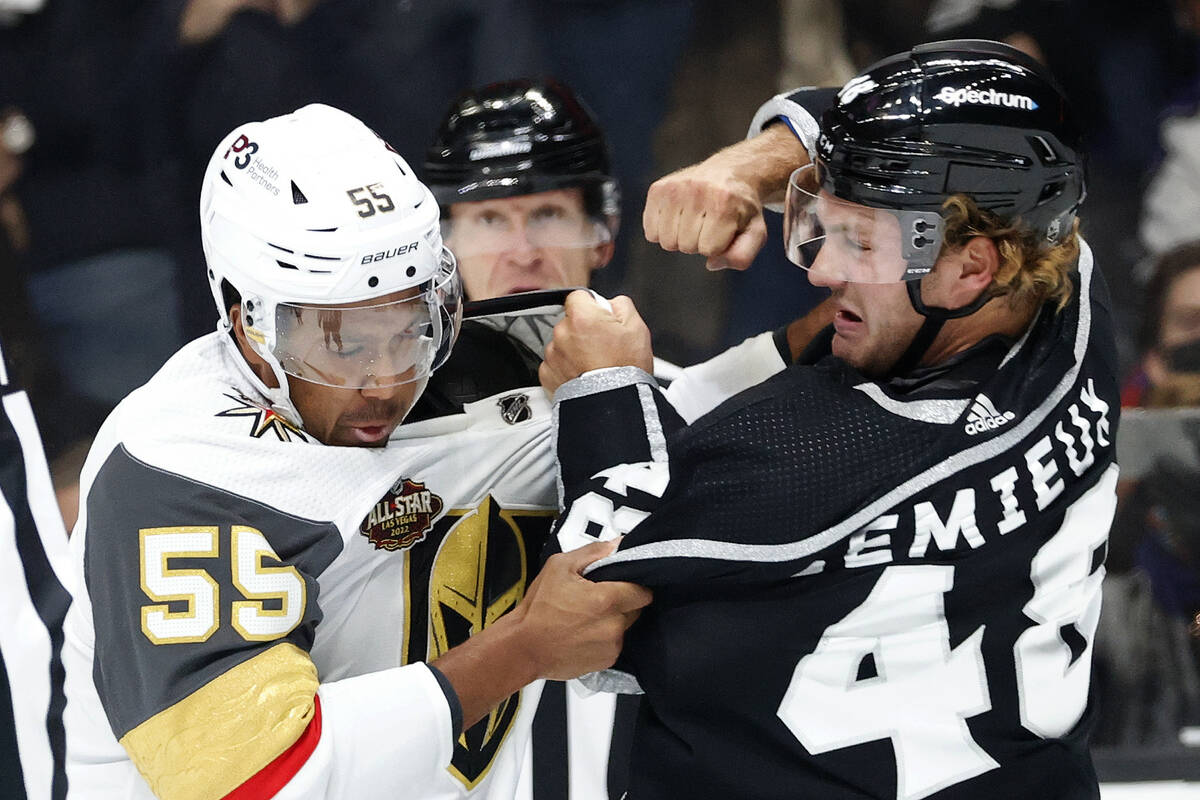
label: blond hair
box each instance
[940,195,1079,311]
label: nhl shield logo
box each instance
[359,478,444,551]
[497,393,532,425]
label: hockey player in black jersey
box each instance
[541,40,1118,800]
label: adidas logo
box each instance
[964,394,1016,436]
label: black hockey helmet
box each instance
[816,39,1085,268]
[423,78,619,230]
[787,40,1088,376]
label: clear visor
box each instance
[441,204,612,260]
[784,164,944,283]
[271,259,462,389]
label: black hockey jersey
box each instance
[549,242,1119,800]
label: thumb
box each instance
[559,536,622,574]
[706,213,767,271]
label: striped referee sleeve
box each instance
[0,337,73,800]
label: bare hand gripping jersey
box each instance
[550,242,1119,800]
[60,296,786,800]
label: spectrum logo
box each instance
[936,85,1038,111]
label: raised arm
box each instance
[643,123,808,271]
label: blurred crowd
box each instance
[3,0,1200,767]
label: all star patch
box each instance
[360,478,444,551]
[497,393,531,425]
[216,393,308,442]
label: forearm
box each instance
[433,535,651,729]
[721,121,811,207]
[429,611,539,731]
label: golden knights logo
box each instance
[359,478,444,551]
[215,392,308,442]
[401,495,555,788]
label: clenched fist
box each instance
[540,290,653,394]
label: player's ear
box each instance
[934,236,998,308]
[959,236,999,288]
[590,239,614,270]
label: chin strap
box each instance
[223,330,306,429]
[889,280,995,377]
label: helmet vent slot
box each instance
[308,228,338,233]
[269,243,294,254]
[220,171,233,186]
[305,253,340,261]
[291,181,309,205]
[276,260,299,270]
[1038,182,1064,203]
[1028,135,1058,166]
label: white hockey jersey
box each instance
[62,319,787,800]
[62,330,558,800]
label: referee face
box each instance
[445,189,611,300]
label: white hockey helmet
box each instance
[200,104,462,408]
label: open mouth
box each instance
[349,424,390,444]
[837,309,863,323]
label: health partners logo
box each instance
[964,394,1016,436]
[936,85,1038,111]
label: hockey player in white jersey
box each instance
[59,103,653,800]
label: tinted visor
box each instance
[272,262,461,389]
[784,164,944,283]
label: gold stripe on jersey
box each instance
[119,642,319,800]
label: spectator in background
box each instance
[1094,240,1200,748]
[1122,241,1200,408]
[1094,416,1200,748]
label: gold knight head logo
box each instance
[428,496,546,787]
